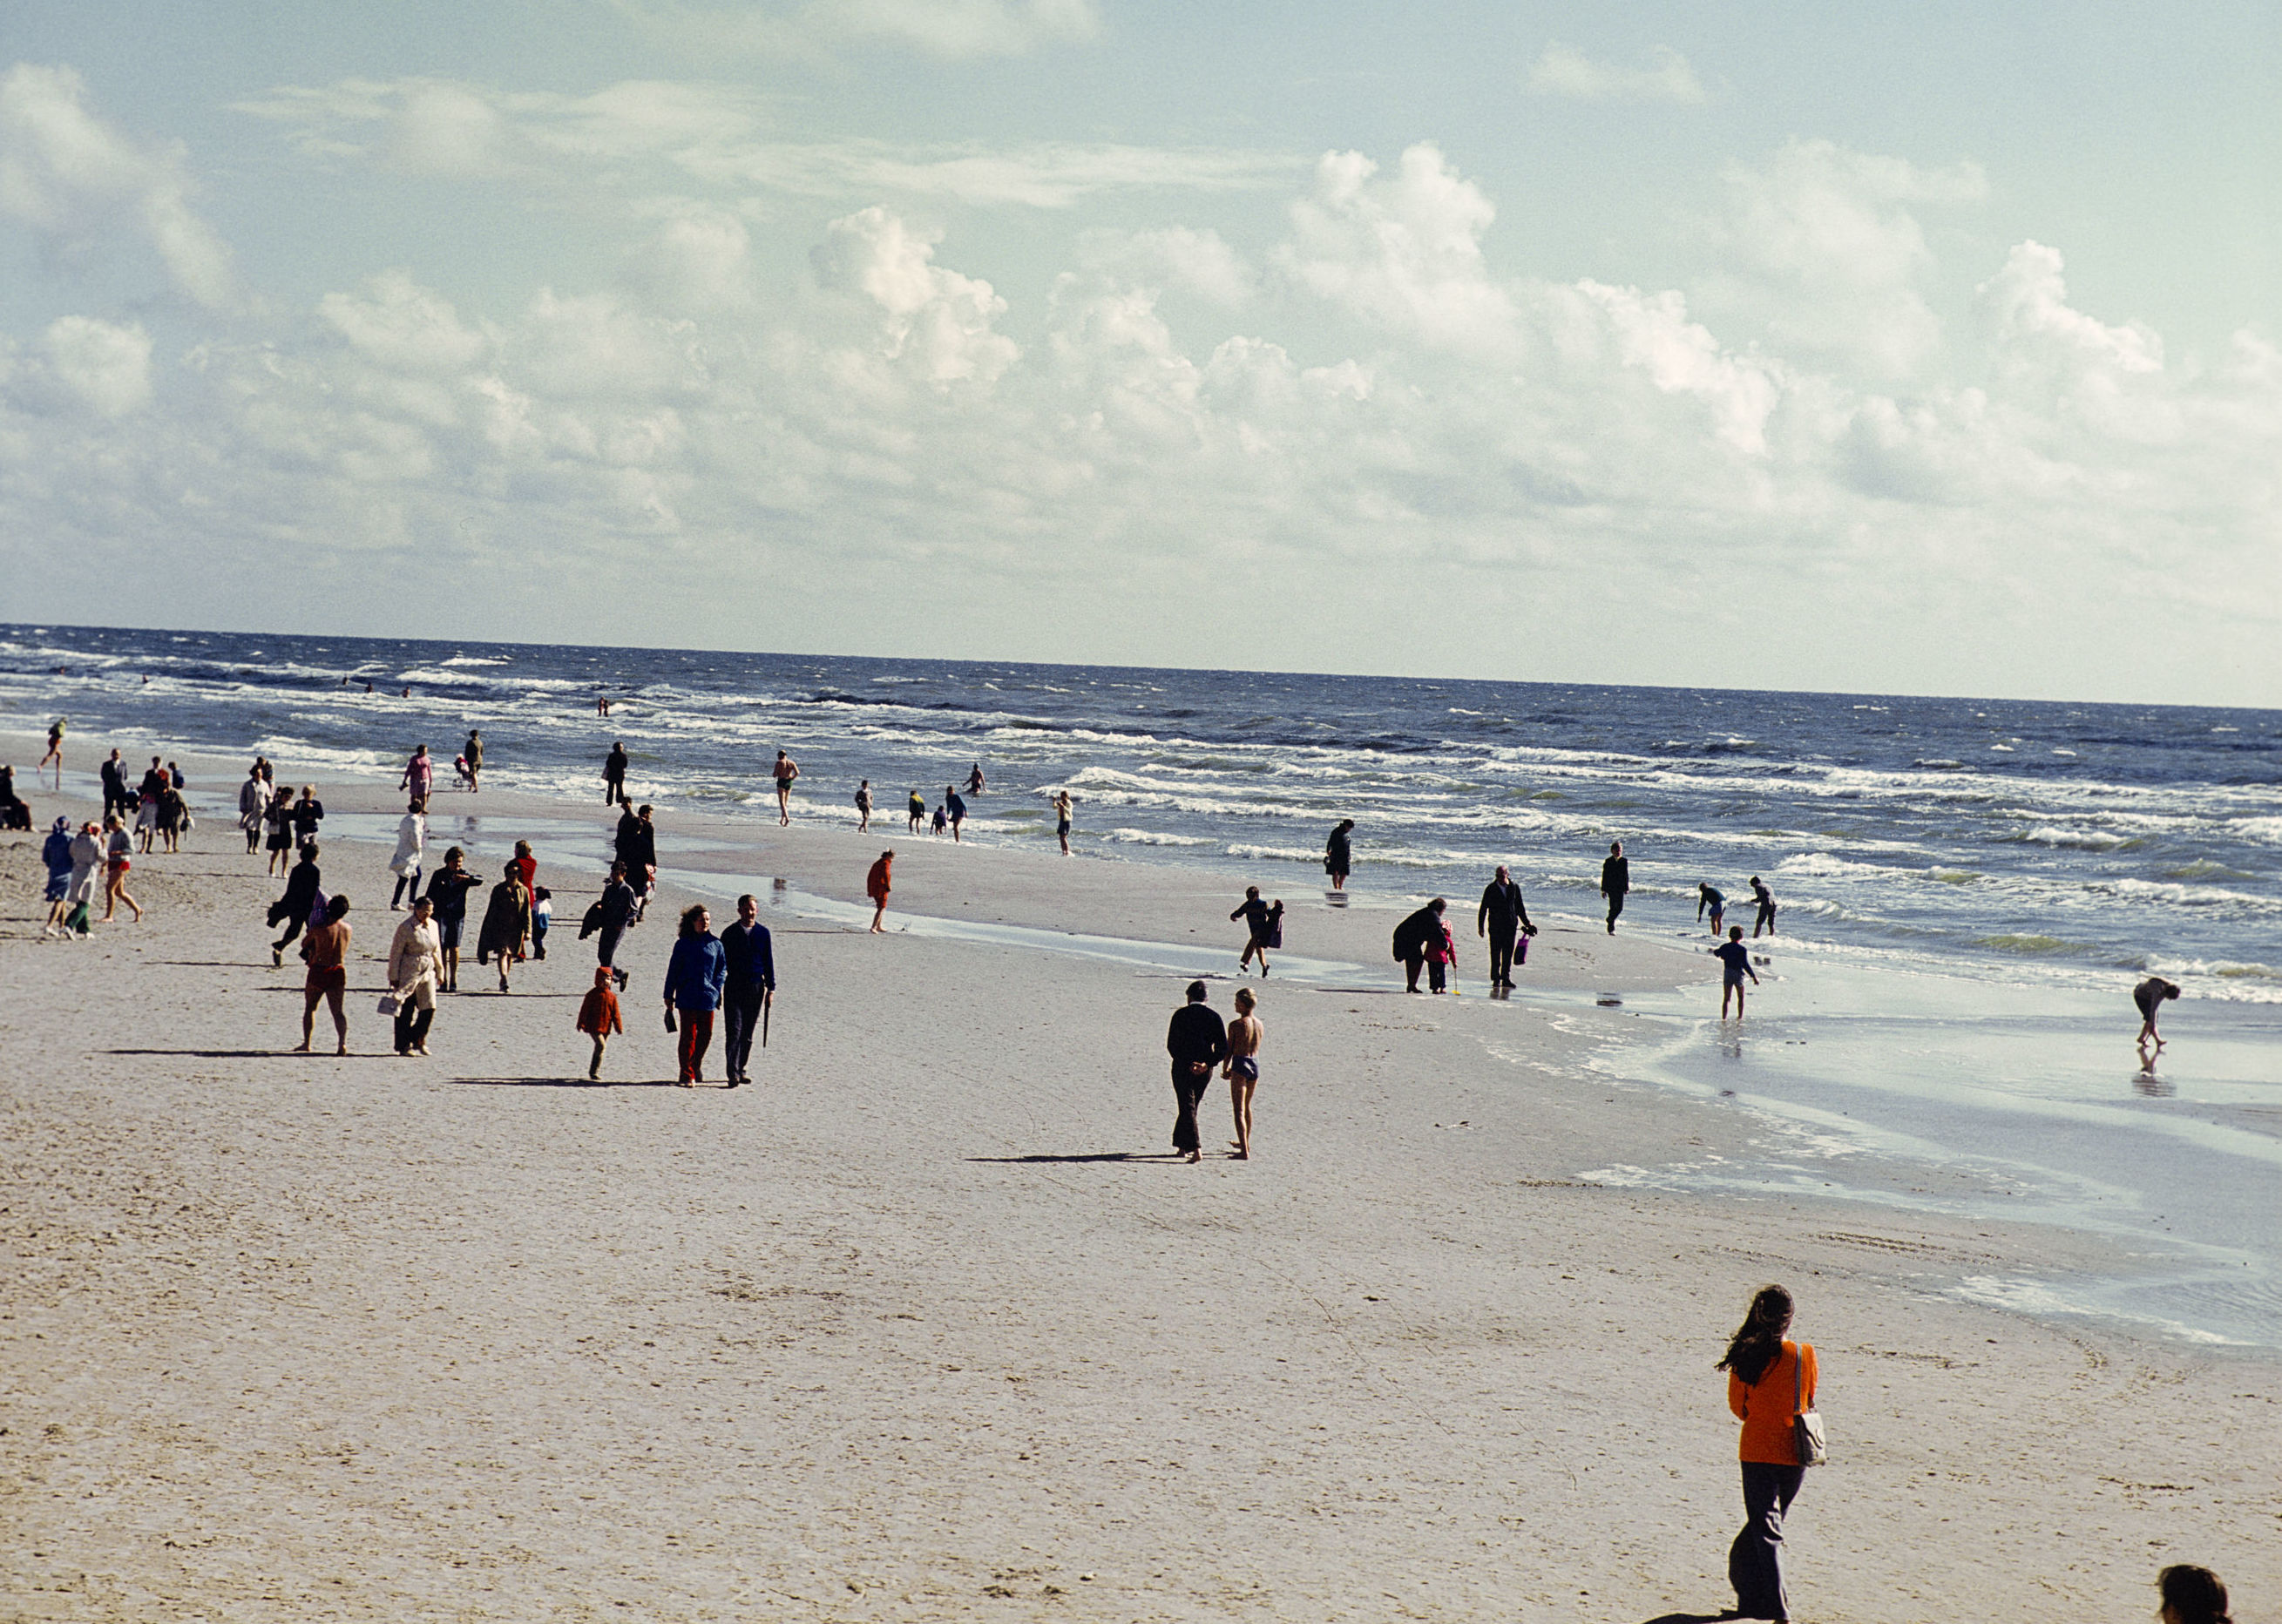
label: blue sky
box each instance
[1,2,2277,702]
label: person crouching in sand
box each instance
[1224,986,1263,1160]
[576,966,623,1079]
[1165,980,1228,1163]
[866,849,893,933]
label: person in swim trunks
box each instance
[1223,985,1263,1160]
[1712,926,1758,1020]
[297,895,352,1055]
[1698,883,1725,935]
[2134,977,2181,1053]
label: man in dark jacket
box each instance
[1392,898,1448,993]
[1165,981,1229,1162]
[615,804,658,914]
[1477,865,1534,988]
[593,860,640,988]
[1600,841,1629,935]
[603,741,629,807]
[268,841,322,965]
[719,893,777,1087]
[99,749,127,817]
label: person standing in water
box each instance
[1053,788,1073,855]
[1699,882,1726,935]
[1717,1284,1818,1623]
[719,894,775,1086]
[1476,864,1534,988]
[945,785,966,842]
[1601,840,1629,934]
[2135,977,2182,1054]
[1324,819,1354,891]
[603,741,629,807]
[855,780,873,831]
[1714,926,1759,1019]
[1223,985,1262,1160]
[295,896,352,1055]
[1164,981,1228,1164]
[965,762,985,795]
[865,850,893,933]
[462,730,484,792]
[906,788,924,834]
[772,751,799,825]
[1750,876,1777,937]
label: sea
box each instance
[4,623,2279,1349]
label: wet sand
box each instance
[2,734,2277,1621]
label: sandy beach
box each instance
[3,736,2278,1622]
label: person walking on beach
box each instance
[615,803,658,917]
[945,785,965,842]
[155,776,186,854]
[663,903,727,1086]
[854,780,873,831]
[135,758,166,851]
[295,895,352,1055]
[907,788,925,834]
[291,785,326,847]
[267,841,322,964]
[477,860,532,993]
[99,749,127,819]
[603,741,628,807]
[2156,1565,2232,1624]
[262,787,296,876]
[1165,981,1229,1163]
[576,966,623,1079]
[1053,789,1073,855]
[41,817,75,936]
[1717,1284,1818,1622]
[64,821,103,935]
[422,846,480,992]
[773,751,799,824]
[1750,876,1777,937]
[1477,865,1535,988]
[100,814,142,924]
[1224,985,1262,1160]
[592,859,639,990]
[237,764,267,853]
[720,893,775,1086]
[1324,819,1354,892]
[400,744,434,802]
[38,718,64,786]
[387,896,444,1056]
[1230,886,1281,975]
[1392,898,1446,993]
[1714,926,1759,1019]
[2135,976,2182,1054]
[389,797,426,909]
[462,730,484,792]
[1699,882,1726,935]
[865,850,893,933]
[1601,840,1629,934]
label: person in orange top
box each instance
[1717,1283,1818,1621]
[576,965,624,1080]
[865,849,893,935]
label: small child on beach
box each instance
[576,966,624,1079]
[1427,919,1457,993]
[931,804,948,836]
[531,886,552,961]
[1712,925,1758,1019]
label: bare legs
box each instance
[1229,1073,1254,1160]
[298,984,348,1054]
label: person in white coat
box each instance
[389,795,427,910]
[237,765,268,854]
[387,896,444,1055]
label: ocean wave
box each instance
[1099,828,1215,847]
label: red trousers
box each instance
[676,1008,714,1082]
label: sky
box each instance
[0,2,2276,706]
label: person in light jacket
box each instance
[476,862,532,992]
[387,896,444,1056]
[389,796,426,909]
[662,903,727,1086]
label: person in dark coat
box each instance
[1324,819,1354,891]
[268,841,323,966]
[1165,981,1229,1163]
[592,859,640,989]
[603,741,629,807]
[1601,841,1630,934]
[99,750,128,818]
[476,862,532,992]
[719,893,776,1086]
[1391,898,1447,993]
[615,804,658,916]
[1477,866,1535,988]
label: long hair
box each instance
[2159,1566,2231,1624]
[679,903,708,939]
[1716,1284,1794,1385]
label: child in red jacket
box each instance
[576,965,623,1079]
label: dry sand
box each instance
[2,741,2278,1621]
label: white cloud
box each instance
[1527,42,1707,104]
[0,63,234,307]
[42,315,152,416]
[613,0,1100,60]
[1077,227,1254,305]
[812,206,1019,384]
[319,270,491,372]
[626,204,758,312]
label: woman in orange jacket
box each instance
[1717,1284,1818,1621]
[865,850,893,935]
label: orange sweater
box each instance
[1727,1340,1818,1465]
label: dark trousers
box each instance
[722,986,764,1079]
[1605,891,1626,932]
[1402,951,1425,991]
[392,1003,434,1053]
[1487,925,1517,984]
[273,914,305,954]
[1426,957,1447,991]
[1730,1462,1805,1620]
[391,869,419,908]
[677,1009,715,1081]
[1170,1061,1212,1154]
[597,924,624,968]
[1755,902,1777,936]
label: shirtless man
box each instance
[773,751,799,825]
[1053,788,1073,855]
[38,718,64,786]
[1223,985,1263,1160]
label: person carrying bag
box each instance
[1717,1284,1823,1621]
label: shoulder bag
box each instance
[1794,1342,1827,1466]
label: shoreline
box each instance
[3,725,2279,1619]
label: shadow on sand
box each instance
[449,1075,692,1089]
[964,1152,1192,1165]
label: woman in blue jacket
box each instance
[662,902,726,1086]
